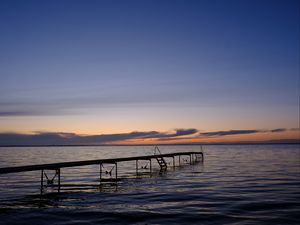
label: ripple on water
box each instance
[0,145,299,225]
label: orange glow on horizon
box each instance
[102,130,300,145]
[0,116,298,145]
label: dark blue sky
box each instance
[0,0,299,136]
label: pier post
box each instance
[173,156,175,169]
[195,153,204,162]
[57,168,61,193]
[179,156,181,166]
[136,160,138,176]
[149,159,152,176]
[115,162,118,184]
[40,169,44,195]
[190,154,192,165]
[99,163,102,185]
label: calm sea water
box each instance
[0,144,299,225]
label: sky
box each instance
[0,0,299,145]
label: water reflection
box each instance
[0,145,299,225]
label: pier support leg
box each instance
[190,154,192,165]
[179,156,181,166]
[115,162,118,185]
[136,160,138,177]
[100,163,102,186]
[149,159,152,177]
[195,153,204,162]
[173,156,175,169]
[57,168,61,193]
[40,169,44,195]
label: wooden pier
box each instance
[0,148,203,195]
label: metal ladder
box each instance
[154,146,167,172]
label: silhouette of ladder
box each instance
[154,146,167,172]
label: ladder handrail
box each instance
[154,146,162,155]
[200,145,204,154]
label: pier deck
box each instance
[0,150,203,194]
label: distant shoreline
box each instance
[0,142,299,147]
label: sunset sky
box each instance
[0,0,299,145]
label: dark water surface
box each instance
[0,145,299,224]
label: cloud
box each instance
[271,128,287,132]
[0,128,294,145]
[0,85,199,117]
[200,128,294,137]
[290,128,300,131]
[0,111,28,116]
[0,129,198,146]
[200,130,260,137]
[154,129,198,138]
[171,129,198,136]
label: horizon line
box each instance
[0,140,299,148]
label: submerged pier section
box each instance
[0,149,204,195]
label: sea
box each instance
[0,144,299,225]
